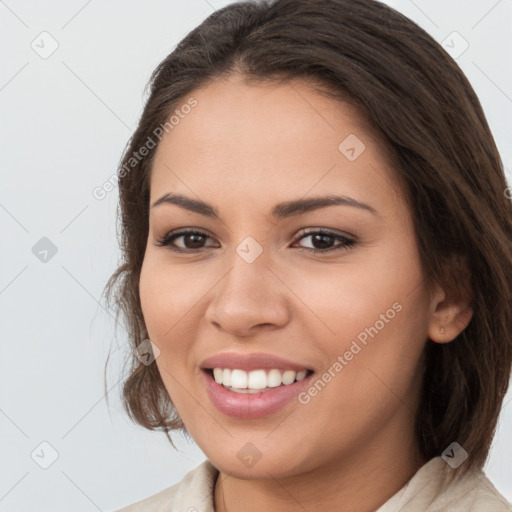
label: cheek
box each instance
[139,257,199,413]
[139,252,218,382]
[287,248,424,339]
[139,253,202,339]
[339,299,427,415]
[289,240,429,394]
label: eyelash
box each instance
[155,228,357,254]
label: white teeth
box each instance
[229,387,264,394]
[295,370,308,381]
[210,368,311,391]
[230,369,248,389]
[282,370,296,385]
[213,368,223,384]
[248,369,267,389]
[222,368,231,387]
[267,369,283,388]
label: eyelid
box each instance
[293,227,356,251]
[295,226,355,240]
[155,228,218,249]
[155,226,357,254]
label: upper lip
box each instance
[200,352,313,372]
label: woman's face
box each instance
[139,75,437,478]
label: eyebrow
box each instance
[151,192,379,219]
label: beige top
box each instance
[115,456,511,511]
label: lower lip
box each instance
[201,369,314,419]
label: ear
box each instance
[427,254,473,344]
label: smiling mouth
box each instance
[203,367,315,393]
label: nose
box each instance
[203,251,291,338]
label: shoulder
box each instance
[444,472,512,512]
[113,459,219,512]
[378,457,512,512]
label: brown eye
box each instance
[294,229,356,253]
[155,228,356,254]
[156,230,218,251]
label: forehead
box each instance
[149,75,403,209]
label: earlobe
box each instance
[428,304,473,344]
[427,255,473,344]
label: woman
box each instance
[106,0,512,510]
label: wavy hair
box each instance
[103,0,512,474]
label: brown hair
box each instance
[103,0,512,474]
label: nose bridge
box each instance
[219,240,276,309]
[222,229,272,292]
[205,238,289,334]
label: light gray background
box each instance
[1,1,511,510]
